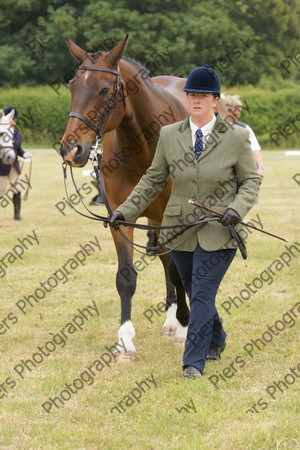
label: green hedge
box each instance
[234,87,300,149]
[0,86,70,148]
[0,84,299,149]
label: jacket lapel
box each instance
[177,116,193,156]
[199,114,231,161]
[175,114,232,162]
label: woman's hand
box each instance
[108,210,125,230]
[257,166,264,179]
[219,208,241,226]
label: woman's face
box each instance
[226,106,242,123]
[187,93,219,123]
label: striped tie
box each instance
[194,129,203,160]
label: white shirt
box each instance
[246,124,261,151]
[189,115,261,152]
[189,114,216,148]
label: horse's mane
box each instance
[92,51,150,76]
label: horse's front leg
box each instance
[111,226,137,362]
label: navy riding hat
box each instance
[4,106,19,119]
[183,65,221,96]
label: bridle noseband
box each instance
[68,65,124,140]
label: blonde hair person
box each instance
[222,94,264,179]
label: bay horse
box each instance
[0,109,16,165]
[60,36,227,361]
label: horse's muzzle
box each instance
[60,142,90,167]
[1,148,16,165]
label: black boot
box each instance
[13,192,22,221]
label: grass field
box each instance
[0,150,299,449]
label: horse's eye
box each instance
[98,87,110,97]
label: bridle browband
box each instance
[68,65,124,139]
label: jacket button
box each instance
[193,180,197,184]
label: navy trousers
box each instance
[171,245,236,373]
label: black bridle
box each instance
[68,65,124,139]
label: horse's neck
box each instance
[120,62,168,122]
[116,60,186,161]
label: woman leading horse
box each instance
[110,65,261,377]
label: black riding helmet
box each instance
[4,106,19,119]
[183,65,221,97]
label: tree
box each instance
[0,0,299,87]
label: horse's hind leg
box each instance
[168,259,189,345]
[151,225,189,338]
[156,251,178,336]
[111,227,137,362]
[147,228,177,336]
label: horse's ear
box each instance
[106,34,129,68]
[7,109,15,121]
[65,37,87,63]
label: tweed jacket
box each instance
[118,114,261,252]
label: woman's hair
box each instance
[221,94,243,108]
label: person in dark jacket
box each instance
[0,106,31,220]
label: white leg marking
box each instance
[117,320,136,352]
[174,321,187,339]
[163,303,177,328]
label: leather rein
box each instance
[63,161,245,257]
[63,64,247,258]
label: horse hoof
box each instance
[115,351,136,362]
[174,337,186,345]
[162,326,176,336]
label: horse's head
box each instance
[0,109,15,165]
[60,35,129,167]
